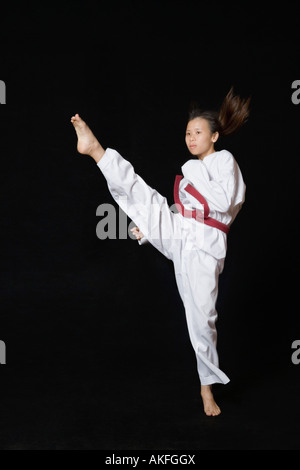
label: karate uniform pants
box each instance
[97,148,230,386]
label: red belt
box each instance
[173,175,230,235]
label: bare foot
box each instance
[201,385,221,416]
[70,113,105,162]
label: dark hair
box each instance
[188,87,251,136]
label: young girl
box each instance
[70,88,249,416]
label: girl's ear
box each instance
[212,132,219,143]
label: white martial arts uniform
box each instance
[97,148,246,385]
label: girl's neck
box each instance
[198,146,216,161]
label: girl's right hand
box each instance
[130,226,144,240]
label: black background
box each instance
[0,0,299,450]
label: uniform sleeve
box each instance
[137,237,150,246]
[195,152,237,213]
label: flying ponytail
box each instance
[188,87,251,137]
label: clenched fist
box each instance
[130,226,145,241]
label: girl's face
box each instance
[185,118,219,160]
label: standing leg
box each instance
[173,248,228,415]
